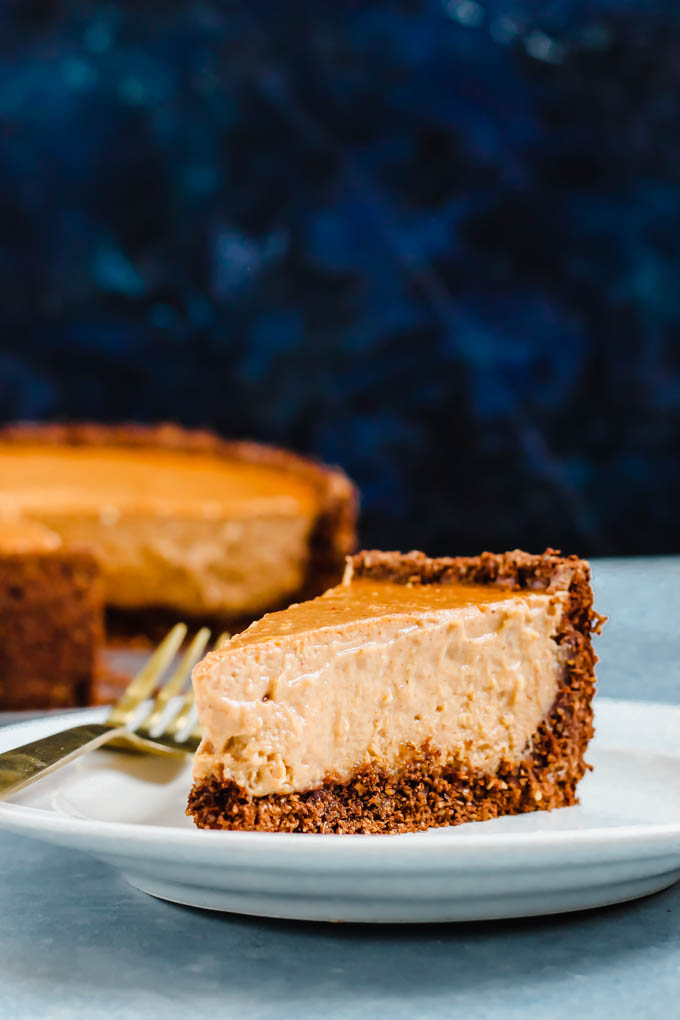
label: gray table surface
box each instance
[1,556,678,1019]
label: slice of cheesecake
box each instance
[0,423,357,625]
[188,549,603,834]
[0,519,103,709]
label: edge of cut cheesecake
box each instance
[187,548,605,834]
[0,422,359,629]
[0,528,104,710]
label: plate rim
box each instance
[0,698,679,856]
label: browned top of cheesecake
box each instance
[0,442,320,518]
[0,422,354,519]
[230,575,541,649]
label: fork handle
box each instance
[0,722,125,800]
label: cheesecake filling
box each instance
[0,443,320,613]
[192,579,567,796]
[30,512,315,613]
[0,517,62,554]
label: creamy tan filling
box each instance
[0,517,62,554]
[33,512,314,613]
[193,580,566,796]
[0,444,319,613]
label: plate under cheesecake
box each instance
[188,548,604,834]
[0,423,357,709]
[1,697,679,922]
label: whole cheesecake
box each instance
[188,549,603,834]
[0,423,357,625]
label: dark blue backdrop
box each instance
[1,1,679,556]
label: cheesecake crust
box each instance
[0,422,358,619]
[0,548,103,710]
[188,549,604,834]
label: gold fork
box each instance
[0,624,227,800]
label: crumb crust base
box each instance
[0,551,103,710]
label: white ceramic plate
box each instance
[0,697,679,924]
